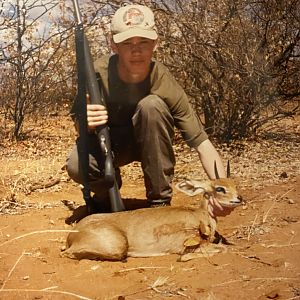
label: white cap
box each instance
[111,5,158,43]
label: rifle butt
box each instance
[109,181,125,212]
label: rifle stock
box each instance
[72,0,125,212]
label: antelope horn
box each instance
[214,161,220,179]
[227,160,231,178]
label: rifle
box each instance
[72,0,125,213]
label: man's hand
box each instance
[87,104,108,129]
[208,197,234,218]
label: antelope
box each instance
[62,162,243,262]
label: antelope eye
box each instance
[216,187,226,193]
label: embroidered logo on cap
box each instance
[123,8,144,26]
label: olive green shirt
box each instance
[93,55,208,148]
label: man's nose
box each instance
[131,43,142,51]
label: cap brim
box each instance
[113,28,158,43]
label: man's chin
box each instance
[127,71,148,83]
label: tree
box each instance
[1,0,299,142]
[150,0,300,141]
[0,0,74,139]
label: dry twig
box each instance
[0,288,92,300]
[115,266,172,274]
[263,188,294,223]
[214,276,300,287]
[0,247,91,300]
[247,213,258,241]
[1,251,28,291]
[0,229,78,248]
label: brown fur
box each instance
[62,178,242,261]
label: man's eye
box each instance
[215,187,226,193]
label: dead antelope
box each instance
[62,163,242,262]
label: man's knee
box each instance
[66,146,82,184]
[136,95,169,116]
[134,95,173,127]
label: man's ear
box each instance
[110,36,118,54]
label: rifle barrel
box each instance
[72,0,83,25]
[71,0,125,213]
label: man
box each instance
[67,4,231,217]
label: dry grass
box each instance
[1,114,299,206]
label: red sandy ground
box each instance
[0,116,299,300]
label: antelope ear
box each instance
[175,180,206,196]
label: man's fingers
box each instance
[87,114,108,127]
[208,197,235,218]
[87,109,107,117]
[87,104,106,111]
[86,104,108,128]
[207,204,215,218]
[209,197,223,211]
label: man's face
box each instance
[112,36,157,83]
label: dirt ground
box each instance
[0,115,299,300]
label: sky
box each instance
[1,0,54,20]
[0,0,73,47]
